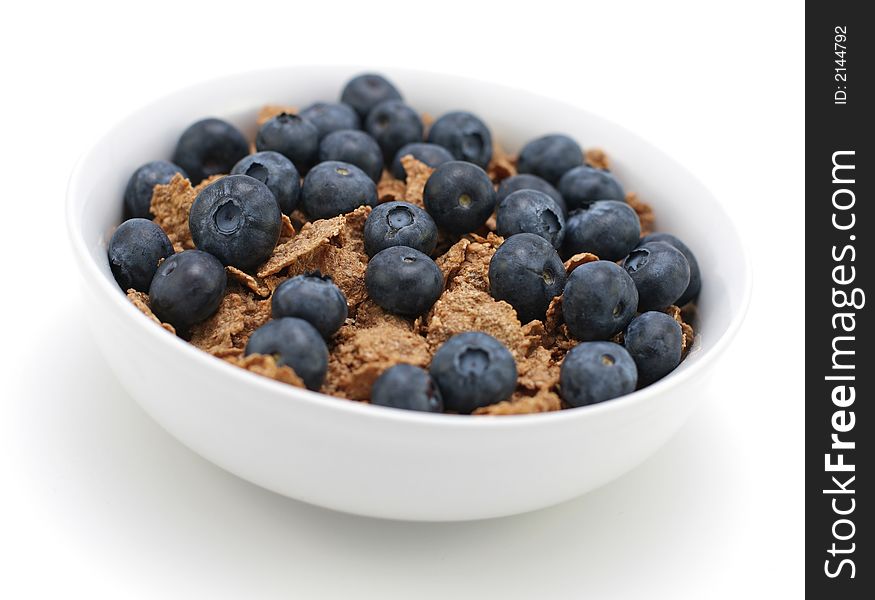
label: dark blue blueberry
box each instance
[188,174,281,272]
[390,142,454,181]
[560,341,638,407]
[426,111,492,169]
[563,200,640,261]
[557,165,625,211]
[301,161,378,220]
[371,364,443,413]
[641,233,701,305]
[429,332,517,413]
[172,118,249,184]
[340,73,403,119]
[365,246,443,317]
[423,161,496,234]
[299,102,361,140]
[364,100,423,165]
[517,134,584,185]
[496,174,567,215]
[318,130,383,183]
[231,151,301,215]
[488,233,566,324]
[255,112,319,173]
[623,241,691,311]
[245,317,328,390]
[624,312,683,387]
[123,160,188,219]
[108,218,174,292]
[562,261,638,341]
[495,189,565,249]
[271,273,348,338]
[363,201,438,257]
[148,250,226,330]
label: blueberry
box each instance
[495,189,565,249]
[172,118,249,184]
[148,250,226,330]
[245,317,328,390]
[562,261,638,341]
[641,233,701,305]
[231,151,301,215]
[371,364,443,413]
[517,134,583,185]
[429,332,517,413]
[340,73,403,119]
[390,142,454,181]
[623,241,691,311]
[301,161,378,220]
[365,246,443,317]
[271,273,348,338]
[123,160,188,219]
[189,174,281,272]
[299,102,361,140]
[557,165,625,211]
[423,161,496,234]
[255,112,319,173]
[364,100,423,165]
[363,201,438,257]
[108,218,174,292]
[563,200,640,261]
[560,341,637,407]
[496,174,567,215]
[624,312,683,387]
[318,129,383,183]
[426,111,492,169]
[488,233,566,324]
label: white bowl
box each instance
[66,66,750,521]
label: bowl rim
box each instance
[65,65,752,429]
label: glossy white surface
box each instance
[66,67,749,521]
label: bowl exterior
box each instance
[68,67,749,521]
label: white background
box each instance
[0,1,804,598]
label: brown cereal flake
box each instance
[515,345,560,393]
[664,305,695,355]
[421,112,435,135]
[323,324,431,400]
[227,353,305,388]
[473,389,562,415]
[126,289,176,335]
[585,148,611,170]
[353,299,414,331]
[280,214,295,241]
[446,232,503,292]
[226,266,271,298]
[627,191,655,236]
[377,169,406,203]
[336,205,371,260]
[257,214,346,277]
[487,142,517,183]
[318,245,369,308]
[150,174,224,251]
[425,283,527,355]
[257,104,298,126]
[544,295,564,332]
[188,290,271,358]
[563,252,599,274]
[401,155,434,207]
[434,237,471,285]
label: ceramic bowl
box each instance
[66,66,750,521]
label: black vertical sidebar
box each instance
[806,2,872,597]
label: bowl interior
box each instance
[69,66,748,411]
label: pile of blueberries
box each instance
[108,72,701,415]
